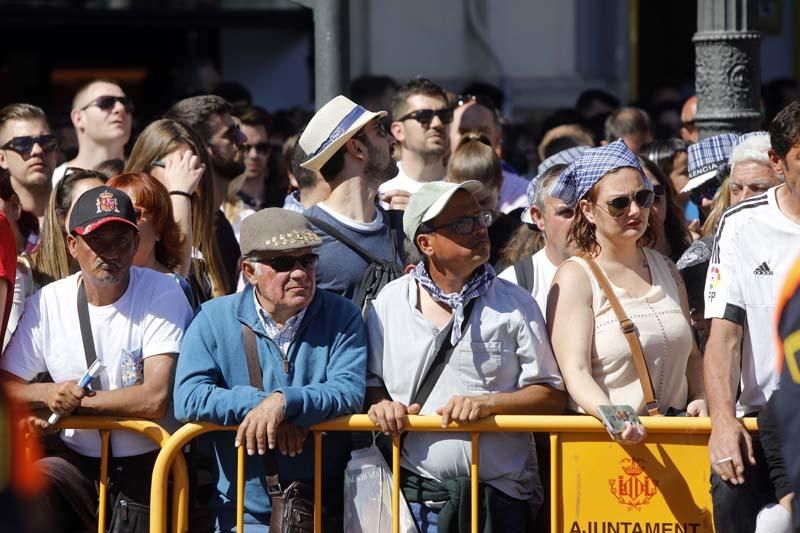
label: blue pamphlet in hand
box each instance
[47,360,104,425]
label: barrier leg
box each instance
[314,432,323,532]
[237,445,245,532]
[549,433,559,533]
[392,434,401,533]
[470,433,479,533]
[170,454,190,533]
[98,430,110,533]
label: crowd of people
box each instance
[0,73,798,533]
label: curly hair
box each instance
[107,172,185,272]
[567,168,656,256]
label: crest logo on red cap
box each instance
[96,191,120,214]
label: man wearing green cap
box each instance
[365,181,565,532]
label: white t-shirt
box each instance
[51,162,68,187]
[2,267,193,457]
[377,162,440,197]
[498,248,559,317]
[704,185,800,416]
[366,275,563,500]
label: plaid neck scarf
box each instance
[412,261,495,345]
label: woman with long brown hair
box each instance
[547,140,705,445]
[125,119,231,301]
[107,172,194,305]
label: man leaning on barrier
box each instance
[173,207,367,532]
[0,186,193,532]
[365,180,567,532]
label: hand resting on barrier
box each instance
[49,380,94,417]
[367,399,421,436]
[235,391,286,456]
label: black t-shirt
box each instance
[214,209,241,294]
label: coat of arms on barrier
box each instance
[608,457,659,510]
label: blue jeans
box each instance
[710,440,775,533]
[409,494,530,533]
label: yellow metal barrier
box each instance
[149,415,758,533]
[51,416,190,533]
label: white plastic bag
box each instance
[343,442,418,532]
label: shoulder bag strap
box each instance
[579,255,661,416]
[77,280,102,391]
[305,215,383,264]
[241,324,282,491]
[411,298,478,410]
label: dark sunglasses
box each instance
[80,95,135,114]
[242,142,272,156]
[254,253,319,272]
[604,189,655,218]
[396,108,454,126]
[423,211,493,236]
[0,134,58,158]
[690,179,719,205]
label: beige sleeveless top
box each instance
[565,248,692,415]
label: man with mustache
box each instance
[166,94,246,292]
[365,181,566,532]
[52,79,134,185]
[0,185,193,531]
[173,208,367,532]
[0,103,58,221]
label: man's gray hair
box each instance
[729,133,776,176]
[533,164,568,211]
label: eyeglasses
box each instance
[396,108,454,126]
[603,189,655,218]
[423,211,493,236]
[224,124,246,146]
[242,142,272,156]
[253,253,319,272]
[455,93,499,113]
[690,180,719,205]
[653,184,665,198]
[0,134,58,159]
[79,95,135,114]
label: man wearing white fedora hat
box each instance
[299,95,403,302]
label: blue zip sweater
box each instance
[173,285,367,524]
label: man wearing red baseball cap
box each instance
[0,186,193,531]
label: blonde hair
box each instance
[701,179,731,237]
[445,132,502,188]
[126,119,231,296]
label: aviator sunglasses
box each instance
[0,134,58,159]
[252,253,319,272]
[80,95,135,114]
[603,189,655,218]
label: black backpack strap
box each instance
[513,256,535,293]
[411,298,478,410]
[77,281,102,391]
[305,215,383,264]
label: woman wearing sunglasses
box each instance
[107,172,194,307]
[546,140,705,445]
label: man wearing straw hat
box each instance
[298,95,403,302]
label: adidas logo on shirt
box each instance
[754,262,774,276]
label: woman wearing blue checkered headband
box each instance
[546,140,706,446]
